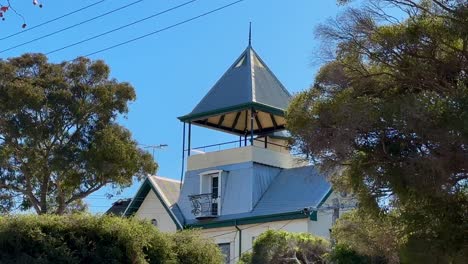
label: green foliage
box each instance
[0,215,224,264]
[0,54,156,214]
[0,214,174,264]
[287,0,468,262]
[332,210,403,263]
[170,229,224,264]
[328,244,372,264]
[240,230,330,264]
[237,251,252,264]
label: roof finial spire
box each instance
[248,22,252,46]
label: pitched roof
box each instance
[252,166,331,215]
[105,198,132,216]
[185,165,332,226]
[178,45,291,122]
[123,176,184,229]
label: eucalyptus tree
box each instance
[0,53,156,214]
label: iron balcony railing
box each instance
[188,193,220,219]
[185,138,290,155]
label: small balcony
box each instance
[188,193,220,219]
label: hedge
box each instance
[0,214,223,264]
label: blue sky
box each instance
[1,0,350,213]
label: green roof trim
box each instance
[185,211,308,229]
[124,178,183,230]
[178,102,285,122]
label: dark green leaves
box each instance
[0,54,156,214]
[287,0,468,261]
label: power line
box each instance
[0,0,107,41]
[46,0,198,55]
[0,0,143,53]
[75,0,246,58]
[207,222,264,239]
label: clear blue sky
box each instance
[1,0,351,213]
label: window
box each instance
[199,170,223,216]
[218,243,231,264]
[211,176,219,215]
[234,55,246,68]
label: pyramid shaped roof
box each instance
[179,45,291,123]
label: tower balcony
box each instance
[187,143,306,171]
[188,193,219,219]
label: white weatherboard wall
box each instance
[308,211,332,239]
[201,219,311,264]
[135,191,177,232]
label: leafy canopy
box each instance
[0,53,156,214]
[287,0,467,262]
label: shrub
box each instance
[171,229,224,264]
[0,214,222,264]
[241,230,330,264]
[328,244,372,264]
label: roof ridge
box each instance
[150,175,181,183]
[248,46,256,103]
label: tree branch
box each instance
[64,181,108,206]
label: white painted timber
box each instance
[187,146,307,171]
[135,191,177,232]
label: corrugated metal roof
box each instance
[184,165,332,225]
[252,166,331,215]
[179,45,291,121]
[150,176,181,206]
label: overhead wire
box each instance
[0,0,143,53]
[74,0,246,58]
[0,0,107,41]
[207,223,264,239]
[45,0,198,55]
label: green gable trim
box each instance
[178,102,285,122]
[124,178,183,230]
[185,211,308,229]
[309,188,333,221]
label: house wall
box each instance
[308,192,355,239]
[135,191,178,232]
[308,211,332,239]
[201,218,319,264]
[197,193,355,263]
